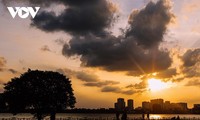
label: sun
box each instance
[148,78,169,92]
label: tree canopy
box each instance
[3,69,76,120]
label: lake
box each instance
[0,113,200,120]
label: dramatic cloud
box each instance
[0,57,6,71]
[181,49,200,78]
[30,0,118,35]
[2,0,114,8]
[3,0,174,77]
[126,0,174,48]
[63,34,172,74]
[62,0,173,75]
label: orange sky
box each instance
[0,0,200,109]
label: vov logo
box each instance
[7,7,40,19]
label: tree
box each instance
[0,93,7,112]
[3,69,76,120]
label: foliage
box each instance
[3,69,76,119]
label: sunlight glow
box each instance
[148,78,169,92]
[150,115,161,119]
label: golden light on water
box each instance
[148,78,171,92]
[150,115,161,119]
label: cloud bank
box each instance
[57,68,137,95]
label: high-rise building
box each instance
[141,99,188,113]
[127,99,134,111]
[164,101,171,111]
[177,103,188,111]
[142,101,150,111]
[150,99,164,113]
[115,98,126,111]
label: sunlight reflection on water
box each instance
[150,115,161,119]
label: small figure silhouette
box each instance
[116,111,120,120]
[147,112,150,120]
[176,116,180,120]
[142,113,145,120]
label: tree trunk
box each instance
[50,112,56,120]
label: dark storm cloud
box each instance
[63,34,172,74]
[0,57,6,71]
[30,0,117,35]
[3,0,174,76]
[61,0,173,75]
[2,0,118,34]
[181,49,200,78]
[126,0,174,48]
[2,0,110,7]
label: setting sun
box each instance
[148,78,169,92]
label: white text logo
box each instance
[7,7,40,19]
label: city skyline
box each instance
[112,98,200,110]
[1,0,200,109]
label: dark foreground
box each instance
[1,114,200,120]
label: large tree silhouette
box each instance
[3,69,76,120]
[0,93,7,112]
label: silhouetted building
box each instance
[194,104,200,109]
[177,103,188,111]
[127,99,134,111]
[164,101,171,112]
[170,102,188,113]
[142,99,189,113]
[142,101,150,112]
[150,99,164,113]
[193,104,200,113]
[115,98,125,111]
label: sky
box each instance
[0,0,200,109]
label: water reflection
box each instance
[150,115,161,119]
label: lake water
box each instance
[0,113,200,119]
